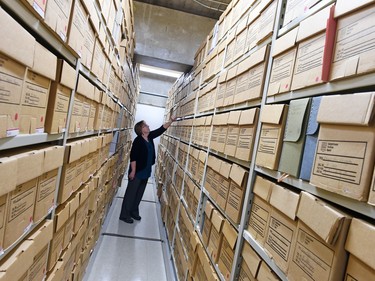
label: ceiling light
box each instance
[139,64,183,78]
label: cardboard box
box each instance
[211,113,229,153]
[69,93,84,133]
[264,184,300,274]
[368,166,375,205]
[233,16,249,62]
[331,3,375,81]
[0,157,18,197]
[283,0,321,27]
[224,110,241,157]
[34,169,58,222]
[256,104,289,170]
[0,240,34,281]
[215,71,228,108]
[234,45,269,104]
[225,164,248,224]
[58,161,77,204]
[310,93,375,201]
[223,65,237,107]
[288,192,351,281]
[43,145,64,174]
[239,241,261,281]
[207,209,224,263]
[4,178,37,249]
[216,160,231,211]
[202,201,214,247]
[218,220,238,280]
[45,0,74,42]
[299,96,322,181]
[344,218,375,279]
[278,98,311,177]
[0,7,35,67]
[0,194,8,251]
[0,54,25,138]
[291,5,334,90]
[257,261,279,281]
[67,0,88,57]
[235,108,259,162]
[247,175,273,246]
[267,27,298,96]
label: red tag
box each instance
[285,84,289,89]
[41,116,44,122]
[15,113,18,120]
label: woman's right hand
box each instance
[129,171,135,180]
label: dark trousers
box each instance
[120,177,148,219]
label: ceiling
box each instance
[134,0,232,19]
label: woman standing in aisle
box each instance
[120,116,176,223]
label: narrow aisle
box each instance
[83,178,175,281]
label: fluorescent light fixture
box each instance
[139,64,182,78]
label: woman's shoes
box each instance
[119,217,134,224]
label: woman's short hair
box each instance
[134,120,145,136]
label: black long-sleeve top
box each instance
[129,125,167,174]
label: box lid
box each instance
[227,65,238,81]
[211,209,225,231]
[345,218,375,270]
[227,111,241,125]
[229,164,247,186]
[237,45,269,75]
[222,220,237,249]
[219,70,228,83]
[272,27,298,57]
[260,104,286,124]
[0,157,17,197]
[204,201,214,217]
[33,43,57,80]
[213,113,229,125]
[239,108,259,125]
[283,98,310,142]
[335,0,375,18]
[219,160,232,179]
[297,4,333,42]
[0,7,35,67]
[269,184,300,220]
[43,145,64,173]
[306,96,322,135]
[242,241,261,277]
[317,92,375,126]
[297,192,349,244]
[253,176,273,201]
[198,150,206,163]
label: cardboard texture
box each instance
[345,255,375,281]
[345,218,375,271]
[224,110,241,157]
[226,164,248,224]
[335,0,375,17]
[207,209,224,263]
[67,0,88,57]
[45,0,74,42]
[300,96,322,181]
[256,104,289,170]
[235,108,259,161]
[264,184,300,274]
[4,178,37,250]
[278,98,311,178]
[240,241,261,280]
[218,220,238,281]
[267,28,298,96]
[369,166,375,205]
[34,169,58,222]
[19,68,51,134]
[247,176,273,246]
[0,194,8,251]
[257,261,279,281]
[0,157,18,197]
[216,160,231,211]
[288,192,351,281]
[283,0,321,27]
[0,53,25,138]
[234,45,269,104]
[291,5,334,90]
[310,93,375,201]
[331,4,375,81]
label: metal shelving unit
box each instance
[0,133,63,151]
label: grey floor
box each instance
[82,178,175,281]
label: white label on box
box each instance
[7,129,19,137]
[35,128,44,133]
[313,140,366,184]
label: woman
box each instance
[119,116,176,223]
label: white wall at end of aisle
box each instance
[135,103,166,177]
